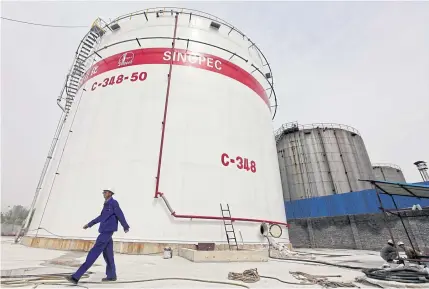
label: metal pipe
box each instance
[414,161,429,182]
[159,193,174,214]
[154,13,179,198]
[158,193,289,227]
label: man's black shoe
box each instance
[102,277,117,282]
[65,275,78,284]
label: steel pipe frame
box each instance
[374,184,417,252]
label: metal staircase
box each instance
[57,21,105,116]
[220,204,239,250]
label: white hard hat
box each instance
[387,239,394,245]
[397,241,404,246]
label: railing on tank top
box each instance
[82,8,278,119]
[372,163,403,171]
[275,122,362,143]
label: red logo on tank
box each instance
[118,52,134,67]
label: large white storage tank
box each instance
[372,163,406,183]
[276,122,374,201]
[23,8,288,251]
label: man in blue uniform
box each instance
[66,189,129,284]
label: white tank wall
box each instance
[28,9,287,244]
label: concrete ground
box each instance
[1,237,387,288]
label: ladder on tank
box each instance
[59,23,104,116]
[220,204,239,250]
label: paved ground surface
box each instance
[1,237,386,288]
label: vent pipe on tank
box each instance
[414,161,429,182]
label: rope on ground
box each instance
[290,271,358,288]
[228,268,260,283]
[228,268,329,286]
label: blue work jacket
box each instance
[87,198,129,233]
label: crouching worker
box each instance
[66,189,130,284]
[398,241,422,262]
[380,239,398,264]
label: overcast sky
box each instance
[1,1,428,210]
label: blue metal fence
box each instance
[285,182,429,219]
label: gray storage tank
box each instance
[276,122,374,201]
[372,163,406,182]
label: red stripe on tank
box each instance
[80,48,270,109]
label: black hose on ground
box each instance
[362,268,429,284]
[0,272,91,279]
[270,256,366,270]
[82,277,251,287]
[1,276,251,288]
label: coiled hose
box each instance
[362,268,429,284]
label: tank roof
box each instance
[275,122,361,143]
[94,7,278,119]
[372,163,402,171]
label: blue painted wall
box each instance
[285,181,429,219]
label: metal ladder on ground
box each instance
[57,21,105,116]
[220,204,239,250]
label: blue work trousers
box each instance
[73,232,116,280]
